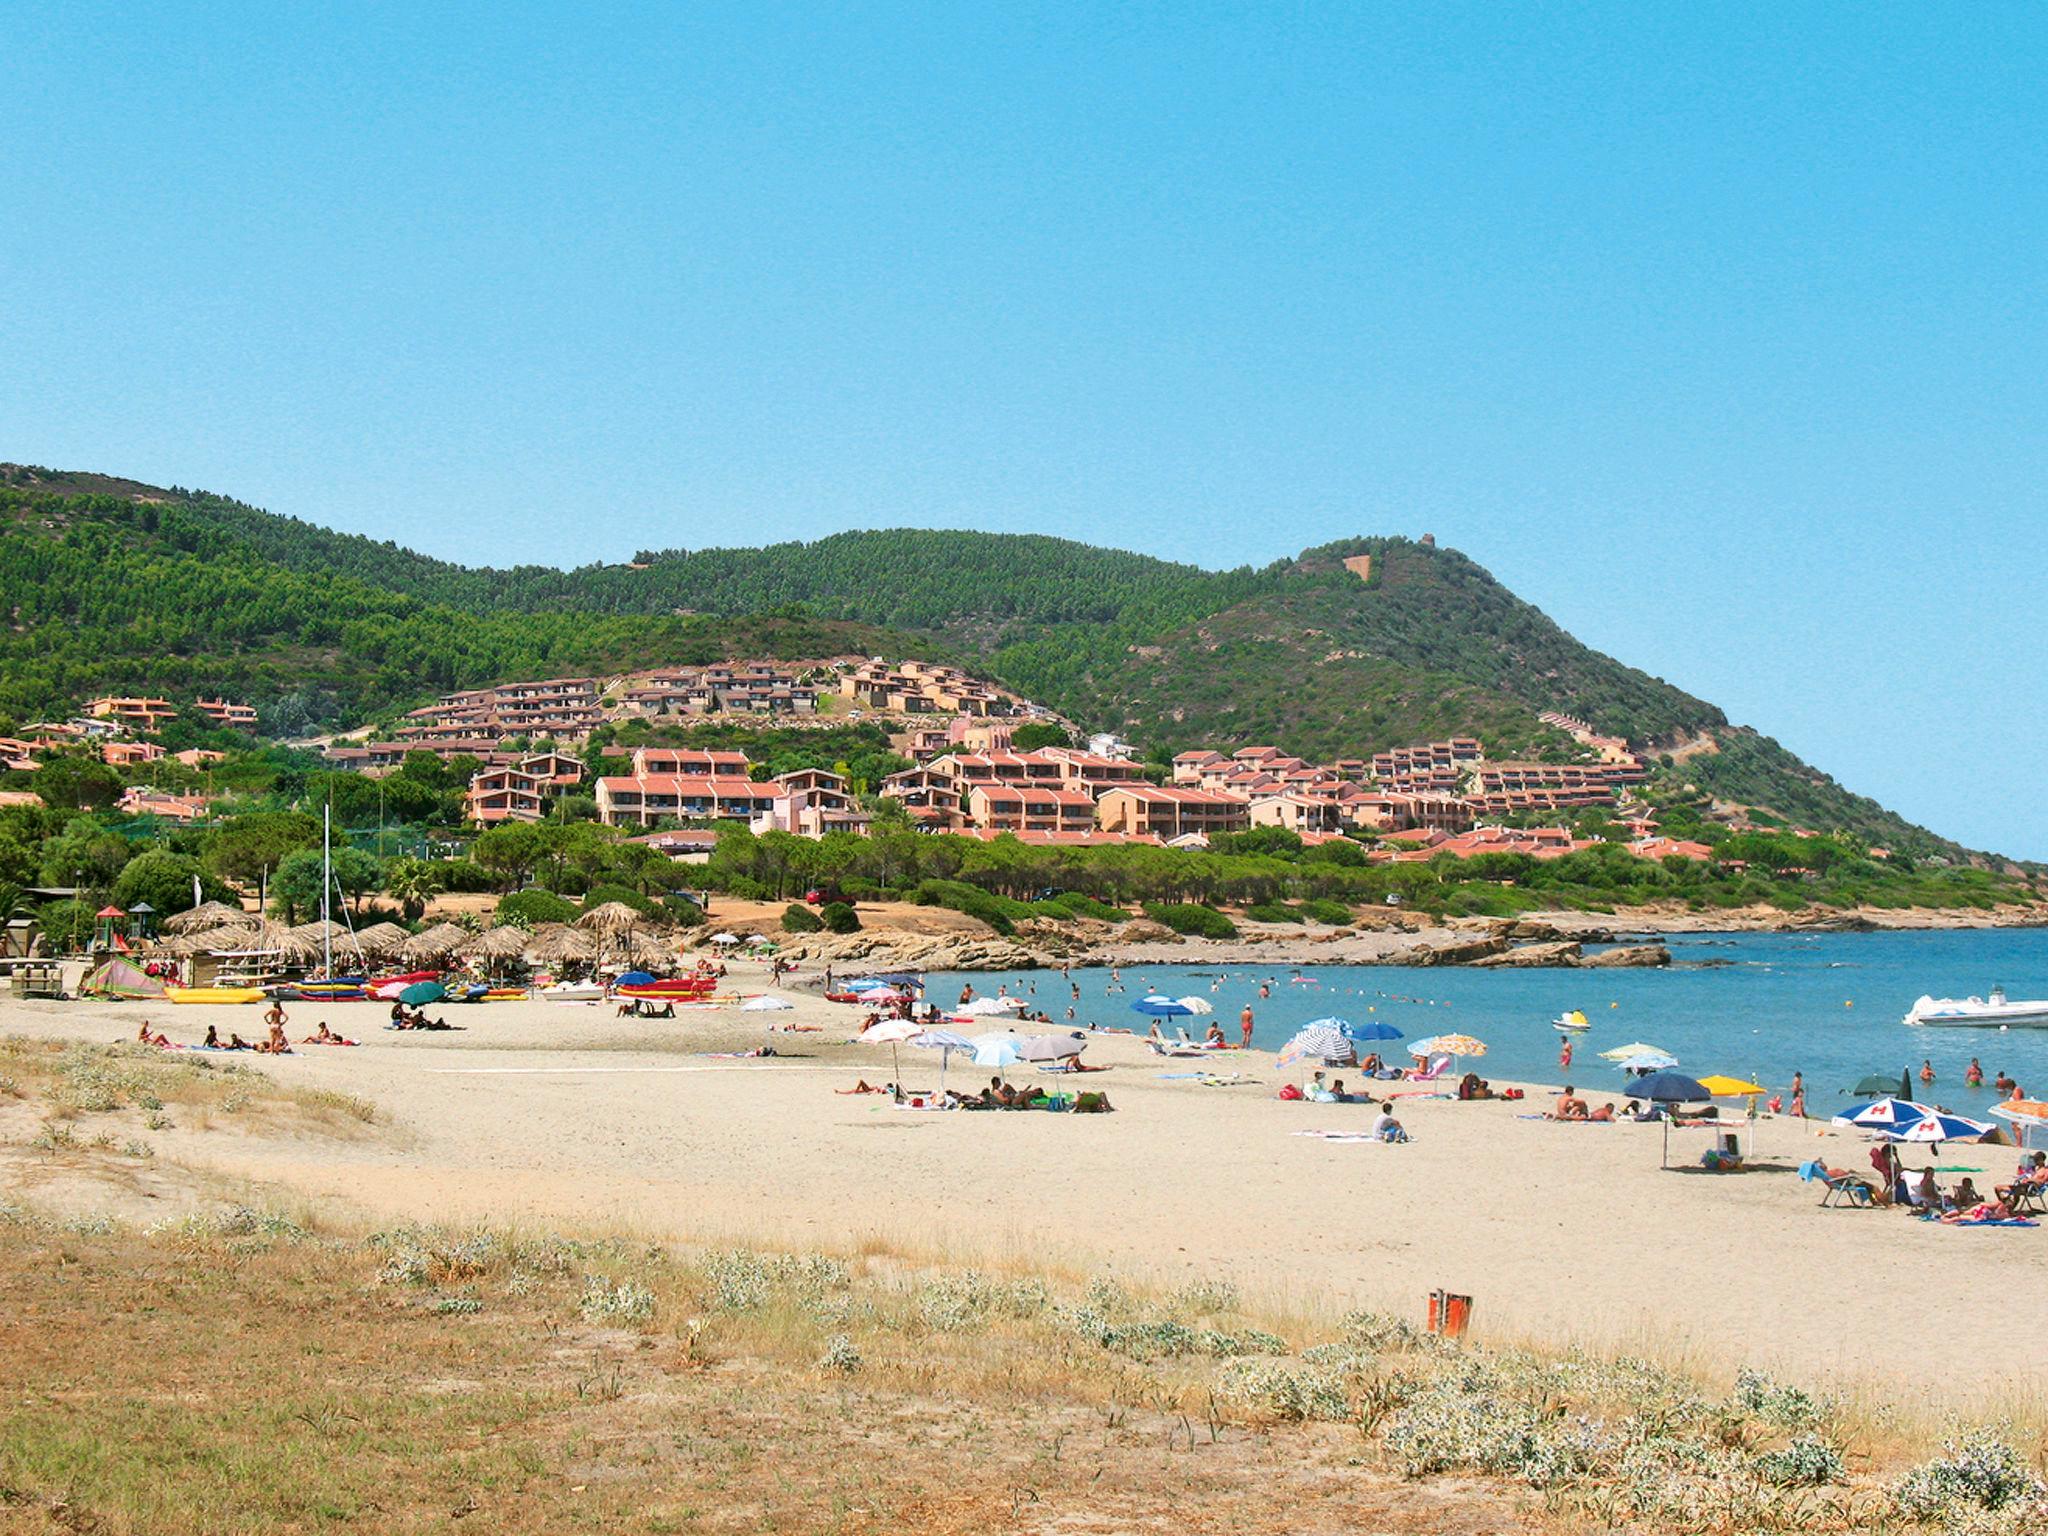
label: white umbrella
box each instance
[741,994,795,1012]
[910,1027,976,1092]
[708,932,742,945]
[960,995,1027,1016]
[858,1017,924,1084]
[1174,995,1214,1015]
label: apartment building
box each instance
[1095,785,1250,840]
[87,696,179,731]
[965,784,1099,836]
[195,698,259,729]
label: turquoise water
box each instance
[925,930,2048,1114]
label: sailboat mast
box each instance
[322,802,333,980]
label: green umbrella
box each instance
[1848,1074,1900,1097]
[399,981,446,1006]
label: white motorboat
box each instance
[1904,987,2048,1028]
[1552,1010,1591,1033]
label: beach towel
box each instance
[1291,1130,1385,1143]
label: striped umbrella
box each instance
[1834,1099,1992,1144]
[910,1028,976,1092]
[1276,1024,1356,1068]
[1131,994,1195,1017]
[1884,1111,1994,1145]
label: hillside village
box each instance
[0,660,1796,872]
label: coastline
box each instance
[757,900,2048,973]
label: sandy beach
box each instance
[8,961,2040,1399]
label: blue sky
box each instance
[4,6,2044,855]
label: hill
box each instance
[0,464,1976,858]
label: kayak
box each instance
[617,982,717,1000]
[167,986,266,1005]
[283,980,367,1002]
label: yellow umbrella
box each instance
[1697,1074,1766,1097]
[1416,1033,1487,1057]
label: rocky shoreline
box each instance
[761,900,2047,975]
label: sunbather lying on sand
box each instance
[836,1080,890,1095]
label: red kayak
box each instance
[367,971,442,1000]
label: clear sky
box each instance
[4,6,2044,855]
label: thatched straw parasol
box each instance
[524,923,596,967]
[577,901,646,935]
[286,919,366,963]
[397,922,469,967]
[352,922,411,960]
[456,925,530,964]
[614,933,675,970]
[164,900,248,935]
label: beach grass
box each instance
[2,1187,2045,1534]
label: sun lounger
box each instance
[1406,1053,1452,1082]
[1799,1160,1874,1208]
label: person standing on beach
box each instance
[1789,1070,1804,1116]
[1240,1003,1254,1049]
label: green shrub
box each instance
[494,888,577,927]
[662,895,707,927]
[1143,903,1238,939]
[436,859,497,893]
[910,879,1033,935]
[818,901,861,934]
[781,903,822,933]
[1244,902,1302,923]
[1047,891,1128,922]
[1298,898,1354,925]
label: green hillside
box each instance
[0,464,1973,858]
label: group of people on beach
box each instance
[1816,1147,2048,1221]
[134,1005,355,1055]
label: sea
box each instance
[923,929,2048,1113]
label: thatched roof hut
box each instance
[352,922,411,960]
[163,900,249,935]
[456,925,529,964]
[397,922,469,967]
[614,933,676,970]
[283,920,366,968]
[524,923,596,967]
[577,901,647,935]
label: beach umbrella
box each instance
[1277,1024,1356,1068]
[843,977,891,991]
[616,970,657,988]
[1600,1041,1671,1062]
[1339,1019,1404,1043]
[858,1016,924,1083]
[741,994,794,1011]
[1883,1111,1994,1145]
[577,901,644,934]
[707,932,742,945]
[457,925,529,970]
[1832,1097,1933,1133]
[163,899,246,935]
[910,1027,976,1092]
[1633,1071,1712,1168]
[399,981,445,1006]
[961,995,1026,1015]
[523,923,597,968]
[1847,1073,1904,1097]
[1173,996,1214,1015]
[1131,994,1194,1017]
[352,921,410,960]
[1019,1032,1086,1063]
[971,1032,1024,1070]
[1696,1075,1766,1098]
[397,921,470,967]
[1412,1033,1487,1058]
[1618,1051,1679,1074]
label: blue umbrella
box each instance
[617,970,656,988]
[1335,1018,1403,1042]
[1277,1024,1357,1068]
[971,1033,1024,1069]
[1629,1071,1712,1168]
[1131,994,1195,1017]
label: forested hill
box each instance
[0,465,1967,857]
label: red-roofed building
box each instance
[595,774,782,827]
[1096,785,1249,840]
[966,784,1099,835]
[118,787,210,822]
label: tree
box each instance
[268,845,382,921]
[384,855,445,921]
[202,811,321,886]
[111,849,231,917]
[35,755,124,812]
[1008,722,1072,751]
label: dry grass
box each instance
[0,1036,380,1136]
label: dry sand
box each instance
[8,963,2038,1398]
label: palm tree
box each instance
[384,856,442,922]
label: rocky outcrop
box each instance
[778,932,1042,972]
[1581,944,1671,968]
[1469,940,1584,968]
[1389,934,1511,967]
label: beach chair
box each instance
[1799,1160,1874,1208]
[1407,1053,1452,1082]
